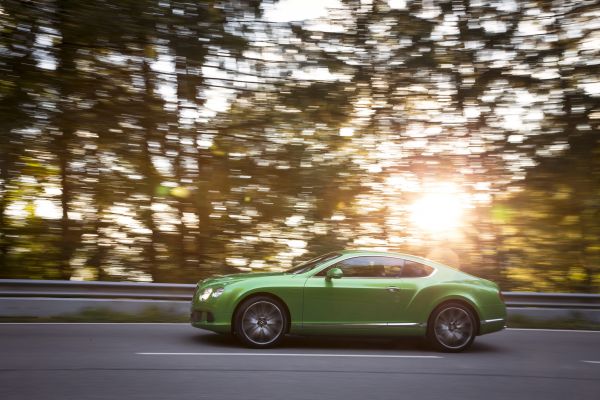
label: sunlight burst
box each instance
[409,186,467,235]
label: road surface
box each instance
[0,323,598,399]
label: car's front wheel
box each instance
[427,302,476,352]
[234,296,287,348]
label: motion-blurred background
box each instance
[0,0,598,292]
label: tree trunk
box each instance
[55,1,80,280]
[140,59,161,281]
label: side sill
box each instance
[301,322,426,328]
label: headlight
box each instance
[199,288,213,301]
[212,287,225,298]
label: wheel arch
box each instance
[428,297,481,335]
[230,292,292,335]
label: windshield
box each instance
[285,252,341,275]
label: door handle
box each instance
[386,286,400,293]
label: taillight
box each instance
[498,291,505,303]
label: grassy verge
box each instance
[0,306,189,323]
[507,314,600,331]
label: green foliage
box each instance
[495,133,600,292]
[507,313,600,331]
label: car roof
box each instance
[336,250,451,269]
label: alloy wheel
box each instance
[240,300,284,346]
[433,306,474,350]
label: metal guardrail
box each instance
[0,279,194,301]
[0,279,599,309]
[502,292,600,309]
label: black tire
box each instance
[234,296,287,348]
[427,302,476,352]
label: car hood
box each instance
[200,271,286,286]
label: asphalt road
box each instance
[0,324,598,400]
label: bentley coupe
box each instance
[190,250,506,352]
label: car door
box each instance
[301,256,418,333]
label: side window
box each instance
[381,258,404,278]
[316,256,404,278]
[401,260,434,278]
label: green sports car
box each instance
[190,250,506,352]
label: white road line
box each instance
[137,352,442,359]
[582,360,600,364]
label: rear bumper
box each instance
[479,318,506,335]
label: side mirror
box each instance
[326,268,343,281]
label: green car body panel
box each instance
[190,251,506,339]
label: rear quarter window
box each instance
[401,260,434,278]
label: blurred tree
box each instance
[0,0,598,293]
[496,132,600,292]
[0,2,37,275]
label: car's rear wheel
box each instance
[427,302,476,352]
[234,296,287,348]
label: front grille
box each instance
[191,311,214,323]
[190,311,202,323]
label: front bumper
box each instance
[190,287,234,334]
[190,307,231,333]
